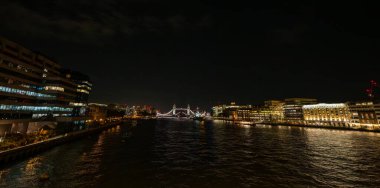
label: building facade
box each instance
[63,70,92,117]
[0,36,91,136]
[348,101,380,130]
[302,103,351,126]
[212,102,271,122]
[265,100,285,122]
[212,102,252,120]
[284,98,317,123]
[210,99,380,131]
[237,106,270,122]
[87,103,108,122]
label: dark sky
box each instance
[1,0,379,111]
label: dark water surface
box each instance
[1,120,380,187]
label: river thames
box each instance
[1,120,380,187]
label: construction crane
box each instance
[366,80,379,100]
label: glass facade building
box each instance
[0,36,92,135]
[62,70,92,117]
[283,98,318,123]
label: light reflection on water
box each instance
[1,120,380,187]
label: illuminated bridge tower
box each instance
[187,104,191,116]
[173,104,176,115]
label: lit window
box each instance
[0,104,72,112]
[77,89,89,94]
[69,102,86,106]
[0,86,55,98]
[44,86,64,92]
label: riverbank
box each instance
[213,118,380,133]
[0,121,120,165]
[260,122,380,133]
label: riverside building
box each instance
[283,98,317,123]
[87,103,108,123]
[237,105,270,123]
[211,99,380,131]
[212,102,271,122]
[236,106,271,122]
[302,103,351,127]
[264,100,285,122]
[63,70,92,117]
[348,101,380,130]
[212,102,252,120]
[0,36,91,136]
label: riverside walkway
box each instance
[0,122,120,165]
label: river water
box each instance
[1,120,380,187]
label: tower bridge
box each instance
[156,104,206,119]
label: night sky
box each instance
[0,1,379,111]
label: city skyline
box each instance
[1,1,379,110]
[1,2,380,187]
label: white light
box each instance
[77,89,90,94]
[303,103,347,109]
[45,86,64,92]
[69,102,86,106]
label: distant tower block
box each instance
[187,104,190,115]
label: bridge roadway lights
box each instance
[156,105,207,118]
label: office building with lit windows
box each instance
[302,103,351,127]
[212,102,252,120]
[210,98,380,131]
[264,100,285,122]
[212,102,271,122]
[236,106,271,122]
[63,70,92,117]
[0,36,91,136]
[348,101,380,130]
